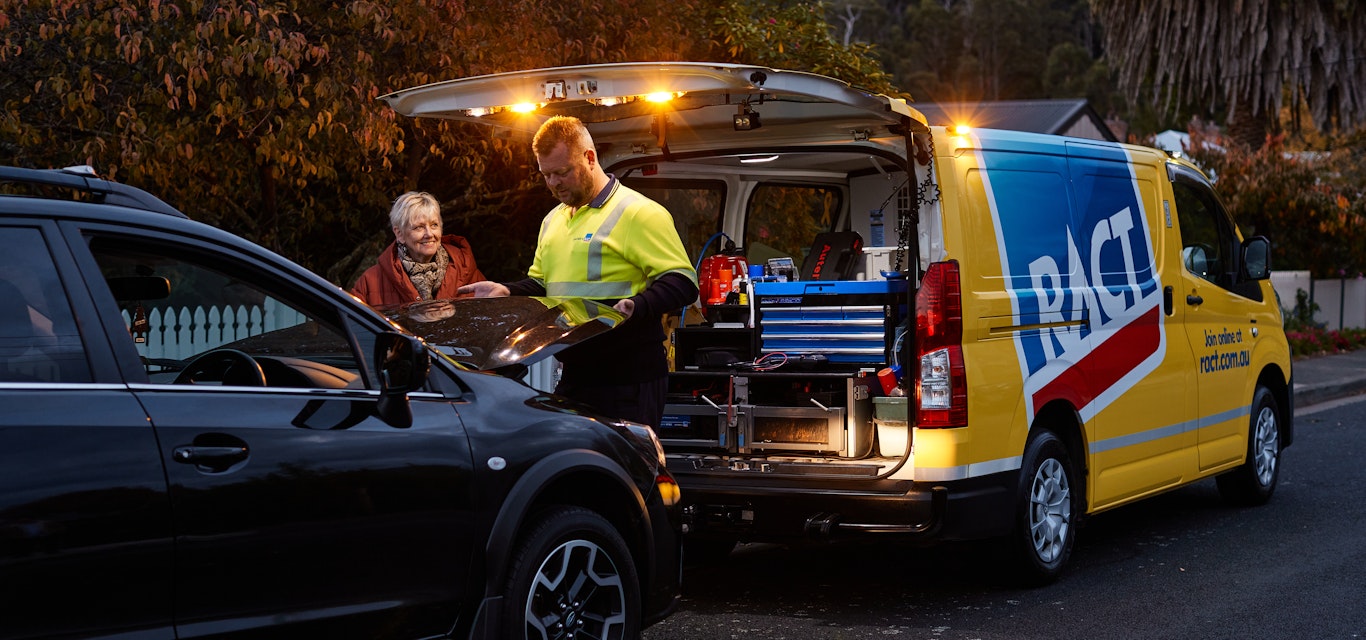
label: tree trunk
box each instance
[1225,100,1272,150]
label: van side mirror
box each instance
[374,332,430,428]
[1242,236,1271,280]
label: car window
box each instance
[87,237,368,389]
[745,184,843,266]
[622,178,725,261]
[0,226,92,382]
[1173,177,1238,289]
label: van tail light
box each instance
[915,260,967,428]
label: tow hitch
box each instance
[804,486,948,538]
[683,503,754,532]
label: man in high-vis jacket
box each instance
[459,116,698,428]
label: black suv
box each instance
[0,166,682,639]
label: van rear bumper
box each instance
[678,470,1018,544]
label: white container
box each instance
[872,397,909,456]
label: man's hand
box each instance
[613,298,635,316]
[458,281,510,298]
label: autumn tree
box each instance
[704,0,899,97]
[1183,129,1366,279]
[1,0,897,284]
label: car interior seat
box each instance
[800,231,864,281]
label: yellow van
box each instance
[384,62,1293,583]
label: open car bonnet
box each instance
[380,62,927,169]
[377,296,625,371]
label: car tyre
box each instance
[502,505,640,640]
[1008,429,1077,586]
[1216,386,1281,506]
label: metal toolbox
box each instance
[744,405,856,455]
[741,374,875,457]
[753,279,907,366]
[663,371,875,458]
[658,403,738,452]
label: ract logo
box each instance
[976,139,1166,419]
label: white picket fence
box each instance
[121,299,306,362]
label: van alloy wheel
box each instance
[1218,386,1281,506]
[1251,403,1279,487]
[1028,457,1072,564]
[1010,430,1077,585]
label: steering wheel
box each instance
[172,348,268,387]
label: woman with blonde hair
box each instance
[351,191,485,306]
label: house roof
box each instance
[911,99,1117,142]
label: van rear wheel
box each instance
[1008,430,1077,586]
[1216,386,1281,506]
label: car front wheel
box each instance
[502,505,641,640]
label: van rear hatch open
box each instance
[380,62,927,168]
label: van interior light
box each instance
[589,95,641,107]
[740,155,779,164]
[510,102,539,114]
[465,107,491,117]
[953,124,972,135]
[645,91,676,103]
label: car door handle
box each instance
[173,445,248,465]
[1186,294,1204,306]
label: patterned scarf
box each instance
[398,242,449,300]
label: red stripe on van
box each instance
[1031,304,1162,412]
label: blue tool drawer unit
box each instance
[752,279,908,366]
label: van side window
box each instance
[745,184,843,266]
[0,227,92,383]
[1172,178,1238,289]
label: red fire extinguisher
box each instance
[698,238,748,310]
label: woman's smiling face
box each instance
[396,212,442,262]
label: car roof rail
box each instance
[0,165,189,219]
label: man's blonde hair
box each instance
[533,115,594,158]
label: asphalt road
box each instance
[645,394,1366,640]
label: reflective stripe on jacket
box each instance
[527,180,697,300]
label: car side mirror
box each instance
[374,332,430,428]
[1242,236,1271,280]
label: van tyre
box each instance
[1009,430,1077,586]
[501,506,640,640]
[1216,386,1281,506]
